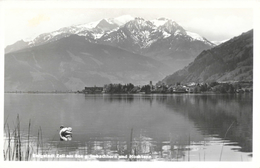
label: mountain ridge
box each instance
[5,35,169,92]
[5,15,239,92]
[5,15,215,73]
[161,29,253,85]
[5,15,214,52]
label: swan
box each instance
[59,125,72,141]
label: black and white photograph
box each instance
[1,0,259,167]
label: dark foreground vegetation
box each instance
[4,115,44,161]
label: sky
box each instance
[2,1,254,46]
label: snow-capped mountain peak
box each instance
[155,19,185,35]
[186,31,205,41]
[151,19,168,27]
[75,20,100,29]
[124,17,154,31]
[186,31,215,46]
[95,19,118,31]
[6,15,215,55]
[98,16,214,52]
[211,39,230,45]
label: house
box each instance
[83,86,103,94]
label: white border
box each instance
[0,1,259,168]
[1,1,258,9]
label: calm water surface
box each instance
[4,93,252,161]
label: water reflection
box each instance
[157,94,252,152]
[4,93,252,161]
[84,93,252,154]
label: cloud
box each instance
[27,14,50,27]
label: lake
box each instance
[4,93,252,161]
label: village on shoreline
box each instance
[79,81,253,94]
[5,81,253,94]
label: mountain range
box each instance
[98,17,214,71]
[5,15,214,72]
[161,30,253,85]
[5,15,135,53]
[5,35,168,92]
[5,15,249,92]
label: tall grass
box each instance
[3,114,44,161]
[204,139,206,161]
[26,119,31,161]
[188,133,190,161]
[219,121,235,161]
[128,128,134,161]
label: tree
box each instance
[200,83,208,92]
[209,81,219,87]
[141,85,151,93]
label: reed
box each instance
[3,115,44,161]
[3,124,11,160]
[26,119,31,161]
[219,121,235,161]
[37,128,40,154]
[3,115,19,161]
[40,126,43,155]
[17,115,22,160]
[128,128,134,161]
[203,139,206,161]
[12,128,17,160]
[176,143,179,161]
[188,133,190,161]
